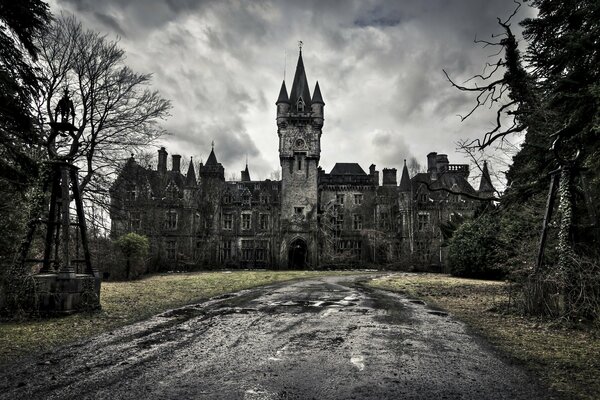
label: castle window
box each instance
[166,183,178,199]
[127,185,138,201]
[223,194,232,204]
[259,214,270,230]
[223,213,233,230]
[241,213,251,230]
[165,210,178,230]
[417,212,430,231]
[297,97,305,112]
[335,213,344,233]
[297,155,302,171]
[260,193,269,204]
[129,212,141,230]
[379,212,389,230]
[241,240,253,261]
[242,193,251,205]
[294,207,304,216]
[419,193,428,202]
[352,240,362,257]
[166,240,177,260]
[336,194,345,205]
[352,214,363,230]
[255,240,267,261]
[222,241,232,260]
[354,194,363,205]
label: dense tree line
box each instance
[446,0,600,321]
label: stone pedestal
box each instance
[33,273,101,314]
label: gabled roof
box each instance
[399,160,411,191]
[276,80,289,104]
[312,81,324,104]
[288,50,312,112]
[478,161,495,193]
[330,163,367,175]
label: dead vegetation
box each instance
[369,273,600,400]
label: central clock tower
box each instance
[276,48,324,268]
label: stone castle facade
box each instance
[110,50,495,271]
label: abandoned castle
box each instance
[110,50,495,271]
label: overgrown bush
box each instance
[447,213,504,279]
[115,233,149,280]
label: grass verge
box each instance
[0,270,368,364]
[368,273,600,400]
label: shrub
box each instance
[115,233,149,280]
[447,213,504,279]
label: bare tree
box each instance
[33,15,171,206]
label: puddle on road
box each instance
[350,355,365,371]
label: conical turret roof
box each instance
[276,80,289,104]
[206,147,218,166]
[478,161,495,193]
[288,50,312,112]
[312,81,324,104]
[185,157,197,186]
[399,160,411,191]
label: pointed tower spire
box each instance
[276,80,290,104]
[288,46,312,112]
[399,159,412,191]
[206,144,218,166]
[478,160,495,195]
[241,160,251,182]
[312,81,324,104]
[185,157,197,186]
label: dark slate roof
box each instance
[185,157,197,186]
[478,161,495,193]
[399,161,411,191]
[276,80,289,104]
[412,171,477,199]
[330,163,367,175]
[288,50,312,112]
[206,148,218,166]
[312,81,324,104]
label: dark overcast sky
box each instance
[49,0,534,182]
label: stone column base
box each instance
[33,273,101,314]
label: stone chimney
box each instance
[158,147,168,174]
[427,152,438,180]
[369,164,379,186]
[172,154,181,173]
[382,168,397,186]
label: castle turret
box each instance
[399,160,411,192]
[185,157,197,187]
[241,162,251,182]
[276,80,290,127]
[199,144,224,182]
[478,160,495,198]
[311,81,324,128]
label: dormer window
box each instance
[297,97,305,112]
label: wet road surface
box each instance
[0,275,557,399]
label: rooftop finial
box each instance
[246,153,248,167]
[211,140,214,150]
[298,40,303,53]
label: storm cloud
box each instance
[51,0,533,182]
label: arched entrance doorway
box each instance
[288,238,307,269]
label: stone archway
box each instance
[288,238,307,269]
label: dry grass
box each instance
[369,273,600,400]
[0,270,367,364]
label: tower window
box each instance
[297,97,305,112]
[294,207,304,216]
[297,155,302,171]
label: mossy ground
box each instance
[0,270,369,364]
[369,273,600,400]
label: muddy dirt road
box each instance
[0,275,556,399]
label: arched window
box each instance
[297,97,305,112]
